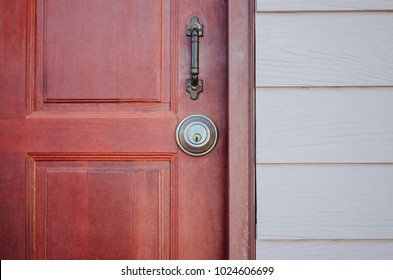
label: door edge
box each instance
[228,0,256,260]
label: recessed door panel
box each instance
[29,158,171,260]
[31,0,171,113]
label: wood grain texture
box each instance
[176,0,229,260]
[257,164,393,239]
[30,159,171,260]
[256,240,393,259]
[228,0,255,260]
[0,0,26,119]
[0,0,27,259]
[256,13,393,87]
[0,118,177,154]
[30,0,172,114]
[256,88,393,163]
[41,0,164,101]
[257,0,393,11]
[0,154,26,259]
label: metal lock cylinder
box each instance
[176,114,218,156]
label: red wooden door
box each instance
[0,0,228,259]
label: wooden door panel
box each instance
[30,159,171,259]
[0,154,26,259]
[43,0,162,101]
[0,0,26,119]
[0,118,177,153]
[31,0,171,113]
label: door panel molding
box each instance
[27,0,173,115]
[26,153,176,259]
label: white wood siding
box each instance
[257,164,393,239]
[256,13,393,87]
[257,240,393,260]
[256,88,393,163]
[256,1,393,259]
[257,0,393,12]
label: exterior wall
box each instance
[255,0,393,259]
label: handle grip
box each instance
[186,16,203,100]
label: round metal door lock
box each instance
[176,114,218,156]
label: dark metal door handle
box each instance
[186,16,203,100]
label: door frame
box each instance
[227,0,255,259]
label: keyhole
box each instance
[193,133,201,143]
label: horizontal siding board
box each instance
[256,164,393,239]
[257,0,393,12]
[256,240,393,259]
[256,13,393,87]
[256,88,393,163]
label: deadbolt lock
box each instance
[176,114,218,156]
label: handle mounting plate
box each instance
[186,16,203,37]
[186,79,203,100]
